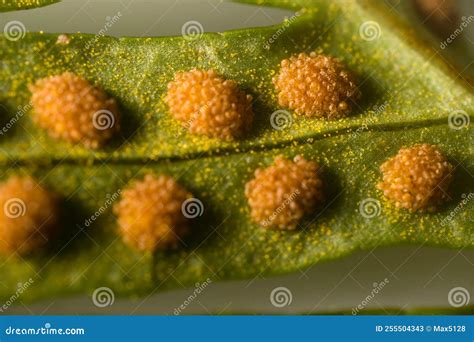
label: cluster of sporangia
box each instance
[0,53,454,255]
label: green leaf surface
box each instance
[0,0,59,12]
[0,0,473,306]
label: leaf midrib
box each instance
[1,118,468,166]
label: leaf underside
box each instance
[0,0,472,306]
